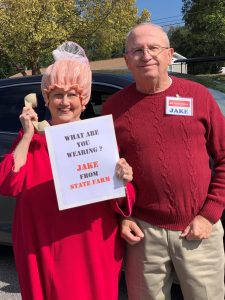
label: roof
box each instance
[173,52,186,60]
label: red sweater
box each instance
[103,76,225,230]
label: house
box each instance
[219,67,225,74]
[169,52,187,74]
[173,55,225,74]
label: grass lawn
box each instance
[97,69,225,94]
[172,73,225,93]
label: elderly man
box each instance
[103,23,225,300]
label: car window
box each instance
[89,84,121,117]
[82,90,118,119]
[90,91,114,116]
[0,79,123,160]
[0,84,45,132]
[0,132,17,162]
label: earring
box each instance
[44,97,49,107]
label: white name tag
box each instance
[165,96,193,116]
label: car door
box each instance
[0,81,45,245]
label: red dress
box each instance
[0,131,135,300]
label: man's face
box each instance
[124,25,174,81]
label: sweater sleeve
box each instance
[199,91,225,223]
[0,132,27,197]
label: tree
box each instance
[62,0,150,61]
[0,0,150,77]
[0,0,79,75]
[177,0,225,74]
[81,2,150,60]
[183,0,225,55]
[168,26,191,57]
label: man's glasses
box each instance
[126,45,169,58]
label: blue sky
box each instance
[135,0,184,28]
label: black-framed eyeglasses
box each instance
[126,45,169,58]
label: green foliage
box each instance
[137,8,151,24]
[169,0,225,74]
[0,0,78,75]
[168,26,190,56]
[0,0,150,77]
[76,0,150,60]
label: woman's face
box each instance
[48,88,83,125]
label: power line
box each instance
[152,14,183,22]
[148,0,224,28]
[161,21,185,28]
[155,18,184,26]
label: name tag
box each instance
[165,96,193,116]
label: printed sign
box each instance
[45,115,125,210]
[165,96,193,116]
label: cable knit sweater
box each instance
[103,76,225,230]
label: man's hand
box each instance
[121,217,144,245]
[180,215,213,240]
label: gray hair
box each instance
[125,23,170,52]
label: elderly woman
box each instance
[0,42,134,300]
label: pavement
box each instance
[0,247,21,300]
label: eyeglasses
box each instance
[126,45,169,58]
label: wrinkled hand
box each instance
[180,215,213,240]
[121,217,144,245]
[19,106,38,137]
[116,158,133,184]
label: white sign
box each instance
[45,115,125,210]
[165,96,193,116]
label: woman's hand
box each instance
[19,106,38,138]
[116,158,133,184]
[13,107,38,172]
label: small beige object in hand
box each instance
[24,93,50,134]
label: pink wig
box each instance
[41,42,92,107]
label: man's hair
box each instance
[125,22,170,52]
